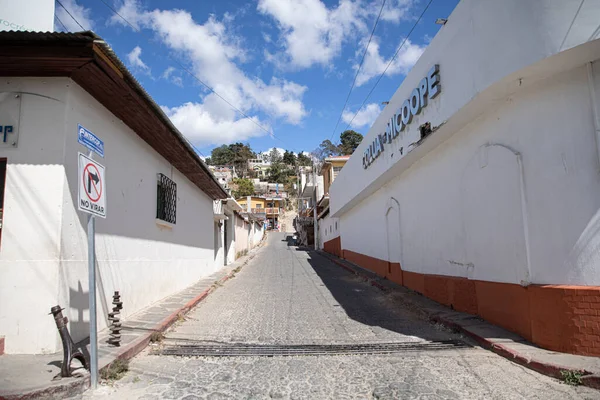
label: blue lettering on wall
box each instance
[0,125,14,143]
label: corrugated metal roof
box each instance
[0,31,228,200]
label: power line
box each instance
[342,0,434,132]
[56,0,86,31]
[55,14,68,32]
[329,0,386,142]
[96,0,296,152]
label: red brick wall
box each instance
[529,285,600,356]
[336,248,600,356]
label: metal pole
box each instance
[88,214,97,389]
[313,166,318,250]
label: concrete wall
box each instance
[0,78,70,354]
[331,0,600,288]
[319,214,339,249]
[234,214,249,257]
[339,62,600,286]
[0,78,222,353]
[332,0,600,217]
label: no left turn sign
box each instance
[78,153,106,218]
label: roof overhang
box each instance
[0,31,228,200]
[222,198,243,212]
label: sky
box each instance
[54,0,459,157]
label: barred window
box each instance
[157,173,177,224]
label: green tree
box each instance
[314,139,341,161]
[282,150,296,165]
[267,162,293,184]
[268,148,283,163]
[210,145,234,165]
[338,130,363,155]
[209,143,256,177]
[229,142,256,177]
[231,178,254,198]
[297,152,313,166]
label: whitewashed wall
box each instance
[0,78,222,353]
[319,214,339,249]
[332,0,600,217]
[0,78,70,354]
[339,63,600,286]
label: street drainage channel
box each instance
[151,340,470,357]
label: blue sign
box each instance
[78,124,104,157]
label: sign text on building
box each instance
[363,65,440,169]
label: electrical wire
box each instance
[341,0,434,132]
[54,14,68,32]
[329,0,386,141]
[96,0,297,152]
[56,0,87,31]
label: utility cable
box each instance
[56,0,87,31]
[342,0,434,132]
[54,14,69,32]
[329,0,386,141]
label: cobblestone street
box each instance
[86,232,598,399]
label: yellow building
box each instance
[236,196,284,229]
[321,156,350,195]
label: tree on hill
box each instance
[267,162,294,183]
[210,145,234,165]
[297,152,313,166]
[282,150,296,165]
[268,148,283,163]
[314,139,341,161]
[231,178,254,198]
[339,130,363,155]
[208,143,256,177]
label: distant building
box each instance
[318,156,350,256]
[237,195,285,230]
[209,165,237,191]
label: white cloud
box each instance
[260,147,286,157]
[162,102,269,146]
[257,0,368,69]
[56,0,94,31]
[258,0,417,70]
[376,0,414,23]
[342,102,381,129]
[162,66,183,87]
[355,37,425,86]
[126,46,150,73]
[110,1,307,146]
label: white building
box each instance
[0,31,232,354]
[329,0,600,356]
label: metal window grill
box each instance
[157,173,177,224]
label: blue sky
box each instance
[55,0,459,157]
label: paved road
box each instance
[86,232,598,399]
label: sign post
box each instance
[77,137,106,389]
[87,213,97,389]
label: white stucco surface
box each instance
[0,78,224,353]
[331,0,600,287]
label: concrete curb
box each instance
[1,239,265,400]
[317,250,600,390]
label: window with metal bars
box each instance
[157,173,177,224]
